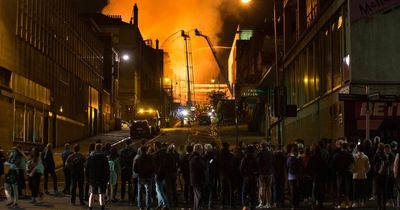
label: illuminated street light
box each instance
[122,54,130,61]
[211,79,216,91]
[241,0,252,4]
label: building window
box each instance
[34,111,44,143]
[284,6,346,109]
[14,103,25,142]
[25,106,34,143]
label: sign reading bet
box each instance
[356,102,400,119]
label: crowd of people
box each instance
[1,137,400,210]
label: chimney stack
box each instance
[156,39,159,50]
[134,3,138,26]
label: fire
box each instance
[102,0,225,83]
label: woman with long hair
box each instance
[26,147,44,203]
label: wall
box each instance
[283,92,344,144]
[351,8,400,83]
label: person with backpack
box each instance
[372,143,389,210]
[107,147,120,202]
[133,145,155,210]
[119,139,136,205]
[66,144,86,206]
[41,143,58,194]
[61,143,73,195]
[287,144,303,210]
[86,143,110,210]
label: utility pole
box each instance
[273,0,282,146]
[181,31,192,107]
[366,86,370,140]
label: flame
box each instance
[103,0,227,84]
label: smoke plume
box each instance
[103,0,229,84]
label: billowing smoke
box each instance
[103,0,230,84]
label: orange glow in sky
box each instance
[103,0,225,84]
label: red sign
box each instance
[350,0,400,22]
[355,101,400,119]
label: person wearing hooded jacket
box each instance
[352,144,370,208]
[86,144,110,210]
[190,144,206,210]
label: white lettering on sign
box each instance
[358,102,400,118]
[373,102,385,117]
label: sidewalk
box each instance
[52,129,130,171]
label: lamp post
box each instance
[164,77,173,127]
[181,31,192,107]
[240,0,282,145]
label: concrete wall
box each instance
[283,91,344,145]
[351,8,400,83]
[56,119,86,147]
[0,0,17,72]
[0,96,14,150]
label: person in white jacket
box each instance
[352,144,370,208]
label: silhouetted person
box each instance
[179,144,193,204]
[26,147,44,203]
[152,141,169,209]
[190,144,205,210]
[119,139,136,204]
[133,146,155,210]
[218,142,234,208]
[66,144,86,206]
[86,143,110,210]
[61,143,73,195]
[84,143,95,201]
[240,145,258,210]
[42,143,58,194]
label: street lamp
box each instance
[164,77,173,127]
[239,0,282,145]
[211,79,216,91]
[122,54,130,61]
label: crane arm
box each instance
[195,29,233,96]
